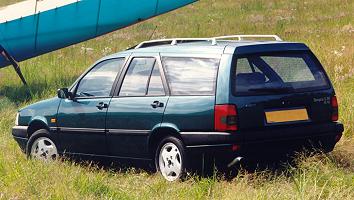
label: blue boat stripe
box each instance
[0,0,198,68]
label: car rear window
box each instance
[162,57,219,95]
[233,51,329,95]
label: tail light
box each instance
[331,96,338,121]
[214,104,238,131]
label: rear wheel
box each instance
[155,137,186,181]
[26,129,59,161]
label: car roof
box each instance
[103,39,310,60]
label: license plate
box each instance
[265,108,309,124]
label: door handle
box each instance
[96,102,109,110]
[151,101,164,108]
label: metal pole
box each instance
[0,45,28,85]
[34,0,38,14]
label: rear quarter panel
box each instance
[160,52,223,133]
[162,96,215,131]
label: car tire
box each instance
[155,136,187,182]
[26,129,59,161]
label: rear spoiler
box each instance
[227,43,310,55]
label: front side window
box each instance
[76,58,125,97]
[234,51,329,95]
[162,57,219,95]
[119,58,156,97]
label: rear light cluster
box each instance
[214,104,238,132]
[331,96,339,122]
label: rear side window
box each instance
[234,52,329,95]
[162,57,219,95]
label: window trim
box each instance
[231,50,332,97]
[71,57,127,100]
[113,54,169,98]
[146,61,167,96]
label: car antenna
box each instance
[126,25,158,50]
[148,25,158,41]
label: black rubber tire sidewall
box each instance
[26,129,57,159]
[154,136,187,181]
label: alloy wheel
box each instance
[158,142,183,181]
[30,137,58,161]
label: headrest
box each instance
[236,72,266,86]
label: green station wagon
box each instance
[12,35,344,181]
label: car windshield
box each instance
[233,51,329,95]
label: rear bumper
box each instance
[12,126,28,153]
[181,122,344,159]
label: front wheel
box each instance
[155,137,187,182]
[26,129,59,161]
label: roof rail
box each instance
[132,35,282,49]
[213,35,282,42]
[134,38,216,49]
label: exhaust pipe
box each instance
[227,156,244,168]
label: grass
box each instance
[0,0,20,7]
[0,0,353,199]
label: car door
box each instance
[57,58,126,155]
[106,54,169,159]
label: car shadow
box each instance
[56,147,353,182]
[60,153,299,181]
[61,154,156,175]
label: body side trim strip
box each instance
[186,144,233,148]
[180,132,232,136]
[54,127,150,135]
[108,129,150,136]
[63,152,151,161]
[57,127,105,133]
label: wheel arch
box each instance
[27,118,50,138]
[148,123,183,158]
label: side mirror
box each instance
[57,88,72,99]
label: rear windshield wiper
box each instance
[248,86,294,93]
